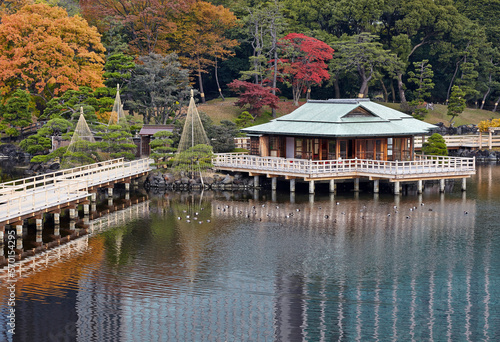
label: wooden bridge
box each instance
[0,158,152,234]
[213,153,475,194]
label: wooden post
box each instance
[329,179,335,193]
[394,181,400,195]
[417,180,423,194]
[373,179,379,193]
[354,178,360,192]
[489,130,493,150]
[309,180,315,194]
[479,131,482,149]
[439,179,445,192]
[254,175,259,188]
[290,179,296,192]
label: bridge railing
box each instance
[0,158,152,198]
[0,178,89,221]
[213,153,475,178]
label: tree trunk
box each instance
[334,77,340,99]
[380,79,388,102]
[214,57,225,101]
[197,59,206,104]
[397,73,407,105]
[390,79,396,103]
[480,74,492,110]
[493,95,500,112]
[447,59,462,101]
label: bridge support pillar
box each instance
[0,229,4,243]
[439,179,446,193]
[373,180,379,193]
[83,203,90,215]
[69,220,75,231]
[108,197,114,207]
[15,224,23,237]
[290,179,296,192]
[309,180,315,194]
[125,192,130,200]
[271,177,277,191]
[290,192,295,204]
[36,226,43,245]
[462,178,467,191]
[36,218,43,230]
[107,187,113,197]
[125,182,130,191]
[90,192,97,202]
[54,213,60,225]
[69,208,77,220]
[329,179,335,193]
[91,203,97,212]
[394,181,400,195]
[54,224,60,237]
[16,237,23,251]
[354,178,360,192]
[417,180,423,194]
[254,176,259,188]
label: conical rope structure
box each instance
[61,108,99,168]
[172,90,213,182]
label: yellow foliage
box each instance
[97,111,111,124]
[478,118,500,132]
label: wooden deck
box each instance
[213,153,476,182]
[0,158,152,225]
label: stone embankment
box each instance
[450,148,500,161]
[144,172,256,191]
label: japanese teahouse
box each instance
[213,99,476,194]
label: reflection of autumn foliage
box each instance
[0,3,105,103]
[0,237,105,302]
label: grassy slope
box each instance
[198,98,500,127]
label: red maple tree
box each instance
[228,80,279,115]
[276,33,334,105]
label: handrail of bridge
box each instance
[0,178,89,222]
[0,158,152,197]
[213,153,475,178]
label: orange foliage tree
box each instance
[80,0,193,54]
[0,3,105,107]
[172,1,238,103]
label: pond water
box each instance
[1,165,500,341]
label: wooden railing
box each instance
[0,158,153,223]
[414,135,500,148]
[213,153,475,179]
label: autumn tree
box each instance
[0,4,105,108]
[80,0,193,54]
[277,33,334,105]
[228,80,279,115]
[172,1,239,103]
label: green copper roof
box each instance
[242,99,436,137]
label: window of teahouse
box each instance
[328,140,336,159]
[295,139,303,158]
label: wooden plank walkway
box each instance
[213,154,476,181]
[0,158,152,225]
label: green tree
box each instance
[235,111,254,128]
[0,89,32,139]
[208,120,239,153]
[407,60,434,119]
[103,53,136,90]
[447,85,466,125]
[99,124,137,160]
[127,53,191,124]
[19,118,73,155]
[173,144,214,176]
[150,131,177,168]
[422,133,448,156]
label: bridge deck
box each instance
[213,154,476,182]
[0,158,152,225]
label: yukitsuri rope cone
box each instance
[61,108,98,168]
[172,90,213,184]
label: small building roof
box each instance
[139,124,175,136]
[242,99,436,137]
